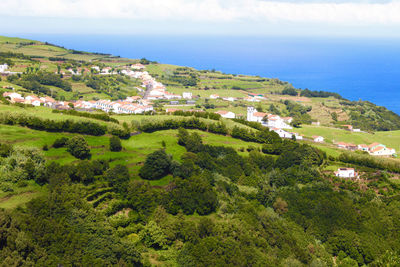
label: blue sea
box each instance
[18,34,400,115]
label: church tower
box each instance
[247,106,255,121]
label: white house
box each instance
[244,96,260,102]
[312,136,324,143]
[335,168,357,178]
[368,143,396,156]
[164,92,182,100]
[91,66,100,72]
[0,64,9,73]
[3,92,22,100]
[266,114,292,129]
[182,92,193,99]
[25,95,42,107]
[40,96,56,106]
[132,63,145,70]
[215,110,235,119]
[358,144,369,152]
[209,94,219,99]
[290,132,303,140]
[222,97,236,102]
[272,128,293,139]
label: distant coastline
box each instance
[15,34,400,114]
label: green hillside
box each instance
[1,35,400,266]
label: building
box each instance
[358,144,369,152]
[209,94,219,99]
[244,96,260,102]
[126,96,142,102]
[335,168,357,178]
[215,110,235,119]
[25,95,42,106]
[266,114,292,129]
[164,92,182,100]
[290,132,303,140]
[222,97,236,102]
[247,93,265,100]
[272,128,293,139]
[182,92,193,99]
[3,92,22,101]
[132,63,145,70]
[247,107,268,123]
[368,143,396,156]
[312,136,324,143]
[0,64,9,73]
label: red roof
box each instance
[253,112,268,117]
[371,146,385,153]
[369,142,381,149]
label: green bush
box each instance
[66,136,91,160]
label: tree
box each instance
[164,175,218,215]
[331,112,338,122]
[139,150,172,180]
[109,136,122,152]
[273,197,288,215]
[104,164,130,194]
[66,136,91,160]
[139,221,168,249]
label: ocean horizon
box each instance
[16,34,400,115]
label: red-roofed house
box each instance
[312,136,324,143]
[368,143,396,156]
[215,110,235,119]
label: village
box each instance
[2,61,397,184]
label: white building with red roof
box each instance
[209,94,219,99]
[215,110,235,119]
[368,143,396,156]
[247,106,292,129]
[132,63,145,70]
[358,144,369,152]
[25,95,42,106]
[312,136,324,143]
[3,92,23,101]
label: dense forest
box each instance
[1,125,400,265]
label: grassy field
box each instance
[0,104,116,126]
[0,123,262,166]
[292,125,400,151]
[0,180,47,209]
[0,122,265,209]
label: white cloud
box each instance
[1,0,400,26]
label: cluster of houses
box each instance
[2,91,153,114]
[209,93,266,103]
[247,106,293,129]
[3,92,58,107]
[66,63,147,76]
[336,141,396,156]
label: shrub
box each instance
[139,150,172,180]
[109,136,122,152]
[66,136,91,160]
[52,137,69,148]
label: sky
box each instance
[1,0,400,37]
